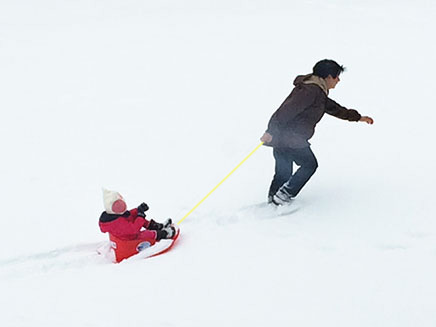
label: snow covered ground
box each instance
[1,1,435,326]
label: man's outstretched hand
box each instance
[359,116,374,124]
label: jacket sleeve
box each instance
[325,97,361,121]
[115,217,146,237]
[130,208,151,228]
[267,86,316,134]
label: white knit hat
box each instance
[103,189,127,214]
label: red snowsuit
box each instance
[99,208,158,241]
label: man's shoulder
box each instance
[290,82,326,99]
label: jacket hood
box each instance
[294,74,328,95]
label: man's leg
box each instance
[268,148,293,198]
[282,146,318,197]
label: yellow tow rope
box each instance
[177,142,264,224]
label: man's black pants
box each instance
[268,146,318,198]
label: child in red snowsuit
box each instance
[99,189,175,241]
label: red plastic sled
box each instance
[108,225,180,263]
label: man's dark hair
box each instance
[312,59,345,78]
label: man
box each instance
[260,59,373,205]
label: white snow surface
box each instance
[1,1,435,326]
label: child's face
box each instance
[112,196,127,214]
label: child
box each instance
[99,189,175,241]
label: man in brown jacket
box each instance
[261,59,373,205]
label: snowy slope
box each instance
[1,1,435,326]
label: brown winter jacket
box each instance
[265,74,362,148]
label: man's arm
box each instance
[326,98,373,124]
[271,87,316,126]
[325,97,362,121]
[263,86,317,143]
